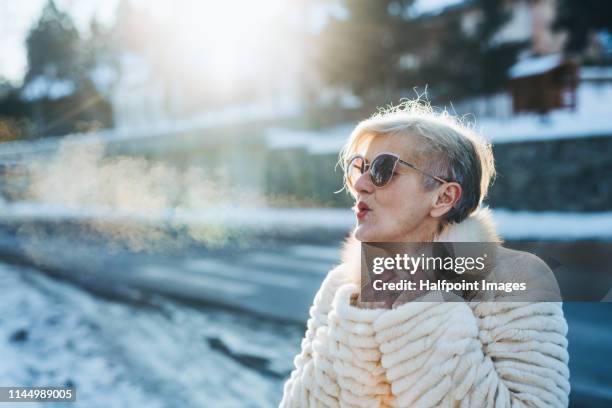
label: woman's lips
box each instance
[356,210,369,220]
[355,201,371,220]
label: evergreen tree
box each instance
[315,0,419,100]
[25,0,82,83]
[418,0,525,102]
[23,0,113,137]
[554,0,612,56]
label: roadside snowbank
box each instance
[1,201,611,240]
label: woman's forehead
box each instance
[357,133,419,160]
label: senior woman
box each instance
[280,104,570,407]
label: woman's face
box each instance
[351,134,442,242]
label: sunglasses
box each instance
[346,152,449,188]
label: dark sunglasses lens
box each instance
[347,156,365,187]
[370,154,398,187]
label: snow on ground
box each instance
[0,201,355,232]
[478,83,612,143]
[1,201,611,240]
[265,83,612,152]
[493,209,612,240]
[0,262,302,407]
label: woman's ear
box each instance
[430,182,462,218]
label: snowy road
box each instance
[0,262,303,407]
[0,222,611,406]
[0,224,342,321]
[2,262,611,407]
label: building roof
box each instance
[508,54,564,79]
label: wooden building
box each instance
[508,54,579,114]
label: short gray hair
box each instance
[339,101,496,225]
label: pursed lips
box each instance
[355,201,371,220]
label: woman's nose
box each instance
[354,171,375,195]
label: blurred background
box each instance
[0,0,611,406]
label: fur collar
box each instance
[339,207,501,284]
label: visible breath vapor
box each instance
[19,134,260,253]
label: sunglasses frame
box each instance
[346,152,449,188]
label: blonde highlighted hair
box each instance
[339,101,496,225]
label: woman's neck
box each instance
[399,218,440,243]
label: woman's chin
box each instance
[354,225,380,242]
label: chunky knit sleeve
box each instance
[280,266,354,407]
[280,276,393,407]
[373,301,570,407]
[280,267,344,407]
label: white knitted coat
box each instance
[280,209,570,407]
